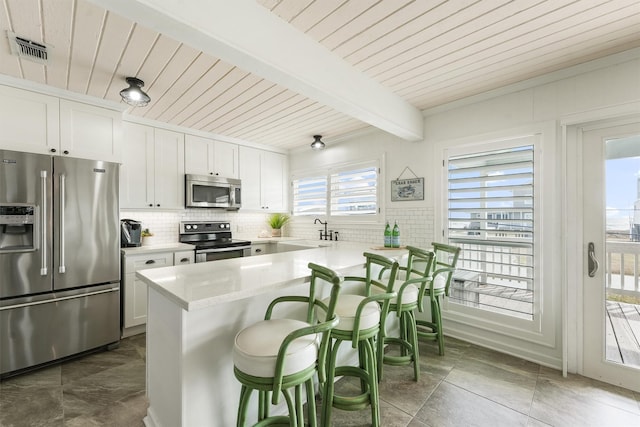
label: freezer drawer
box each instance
[0,286,120,376]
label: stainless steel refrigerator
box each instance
[0,149,120,376]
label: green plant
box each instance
[141,228,153,237]
[267,213,291,229]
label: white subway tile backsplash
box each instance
[120,207,435,249]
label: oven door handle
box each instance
[196,246,251,254]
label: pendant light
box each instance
[120,77,151,107]
[311,135,325,150]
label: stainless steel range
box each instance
[179,221,251,262]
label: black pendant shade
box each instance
[120,77,151,107]
[311,135,325,150]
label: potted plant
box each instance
[267,213,290,237]
[141,228,154,246]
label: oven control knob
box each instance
[221,224,227,229]
[193,224,198,230]
[185,225,191,230]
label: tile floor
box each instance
[1,334,639,426]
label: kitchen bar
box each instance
[136,242,406,427]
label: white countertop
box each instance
[136,242,406,311]
[120,243,194,255]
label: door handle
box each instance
[59,173,66,273]
[40,170,48,276]
[588,242,599,278]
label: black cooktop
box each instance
[178,220,251,250]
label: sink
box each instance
[275,240,326,253]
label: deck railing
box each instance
[606,240,640,300]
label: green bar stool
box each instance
[233,263,342,427]
[320,252,399,427]
[375,245,435,381]
[415,242,461,356]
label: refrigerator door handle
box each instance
[59,173,66,274]
[40,170,48,276]
[0,286,120,311]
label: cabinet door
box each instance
[120,122,155,209]
[174,250,194,265]
[213,140,238,178]
[0,85,59,154]
[59,100,122,162]
[239,146,262,210]
[184,134,212,176]
[261,151,287,211]
[154,129,185,209]
[123,252,173,329]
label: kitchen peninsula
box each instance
[137,241,406,427]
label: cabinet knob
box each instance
[209,172,213,175]
[148,204,153,207]
[63,150,69,155]
[50,148,57,153]
[156,204,160,207]
[180,258,189,263]
[255,249,262,253]
[145,260,156,265]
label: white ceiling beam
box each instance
[88,0,423,141]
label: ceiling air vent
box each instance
[7,31,50,65]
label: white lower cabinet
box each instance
[122,249,194,336]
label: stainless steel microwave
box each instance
[185,174,241,209]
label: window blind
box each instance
[292,175,327,216]
[447,145,534,320]
[330,166,378,216]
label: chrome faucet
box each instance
[314,218,333,240]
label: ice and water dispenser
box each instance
[0,204,37,253]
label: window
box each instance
[292,175,327,216]
[447,144,534,320]
[292,161,379,219]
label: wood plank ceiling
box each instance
[0,0,639,150]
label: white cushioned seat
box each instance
[233,318,318,378]
[371,283,418,304]
[432,274,446,290]
[320,294,380,332]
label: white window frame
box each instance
[291,159,382,223]
[434,123,559,349]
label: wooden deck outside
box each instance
[450,278,640,370]
[605,300,640,369]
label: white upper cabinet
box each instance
[154,128,185,209]
[0,85,60,154]
[0,85,122,162]
[239,146,287,212]
[120,122,185,209]
[120,122,154,208]
[59,100,122,162]
[184,134,238,178]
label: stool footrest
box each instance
[330,366,375,411]
[383,353,415,366]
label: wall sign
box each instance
[391,175,424,201]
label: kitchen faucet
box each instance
[314,218,335,240]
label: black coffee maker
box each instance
[120,219,142,247]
